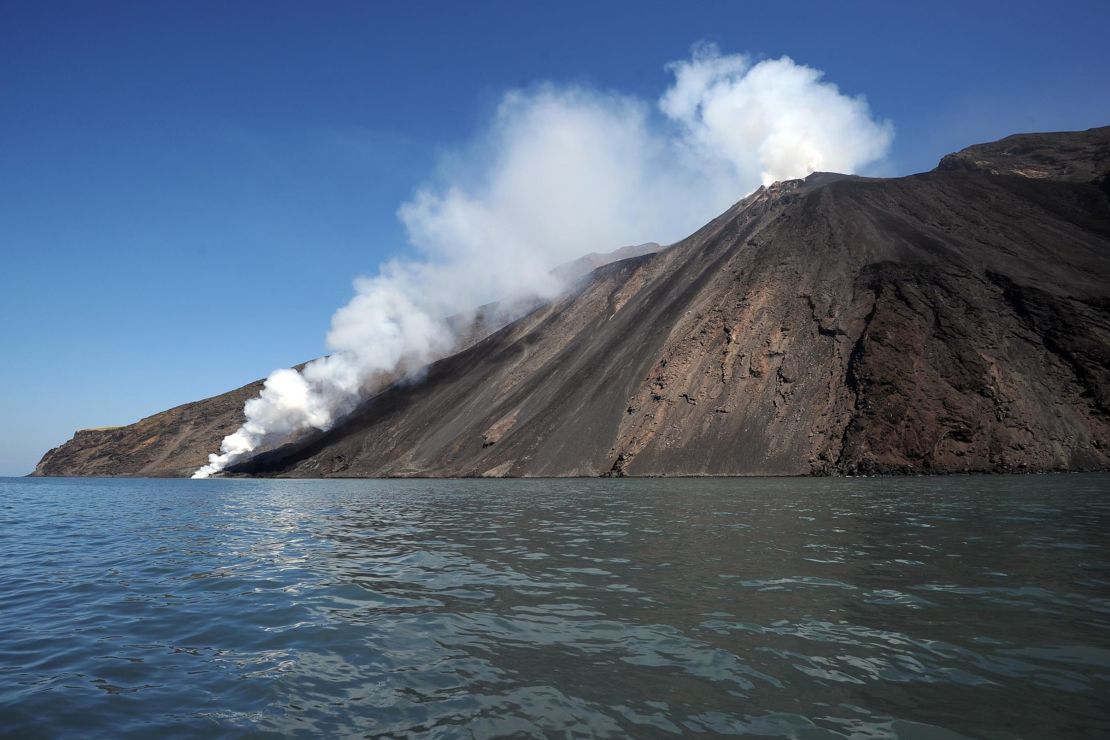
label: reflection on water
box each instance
[1,475,1109,737]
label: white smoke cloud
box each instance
[661,46,894,187]
[193,44,893,478]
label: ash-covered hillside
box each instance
[34,126,1110,477]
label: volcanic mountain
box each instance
[33,126,1110,477]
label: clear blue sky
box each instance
[2,0,1109,475]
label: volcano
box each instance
[33,126,1110,477]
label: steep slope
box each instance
[31,244,663,477]
[551,242,662,283]
[33,126,1110,477]
[229,126,1110,478]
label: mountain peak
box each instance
[937,125,1110,183]
[31,126,1110,478]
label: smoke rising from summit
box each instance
[193,45,893,477]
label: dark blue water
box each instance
[2,476,1109,738]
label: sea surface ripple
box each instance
[1,475,1109,738]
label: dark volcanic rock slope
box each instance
[30,244,663,477]
[35,126,1110,477]
[230,127,1110,478]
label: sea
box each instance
[1,475,1109,738]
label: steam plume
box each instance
[193,45,893,478]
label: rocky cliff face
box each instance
[938,126,1110,185]
[33,126,1110,477]
[32,377,265,477]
